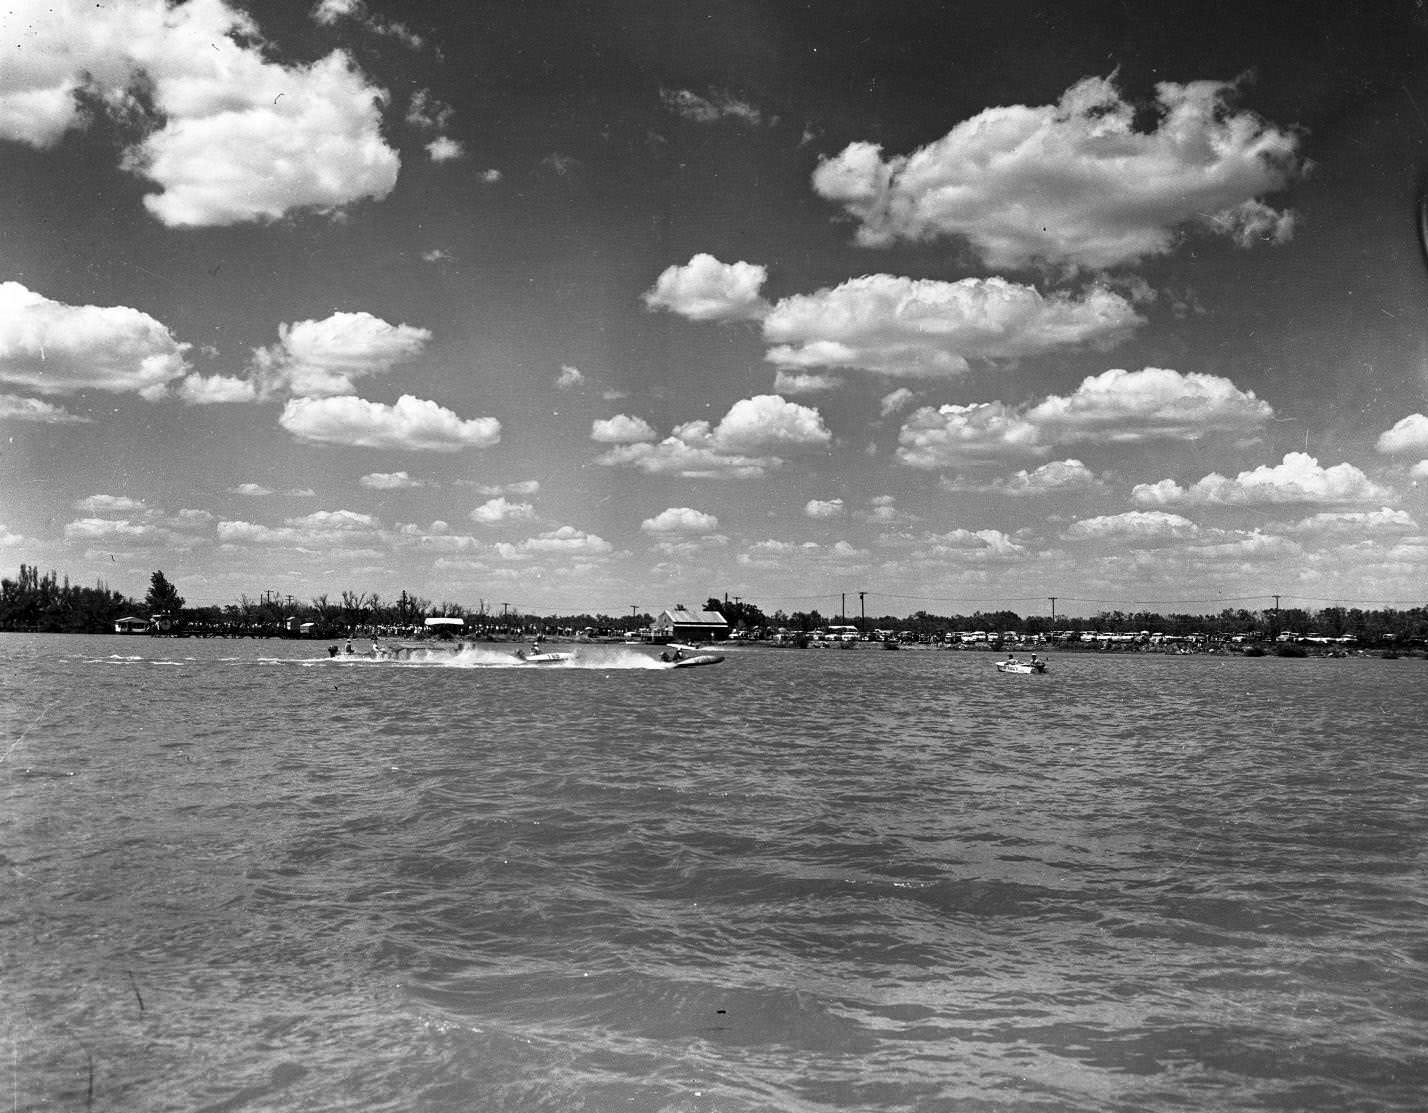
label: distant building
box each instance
[113,615,148,634]
[653,605,729,642]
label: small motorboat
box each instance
[667,653,724,668]
[996,659,1047,674]
[513,647,574,664]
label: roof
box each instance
[659,607,728,626]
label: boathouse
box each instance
[113,615,148,634]
[652,605,729,642]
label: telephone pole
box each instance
[1049,596,1057,634]
[858,590,866,634]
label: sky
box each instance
[5,0,1428,620]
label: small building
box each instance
[653,605,729,642]
[113,615,148,634]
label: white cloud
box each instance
[464,479,540,496]
[0,393,90,423]
[518,526,612,555]
[880,388,915,417]
[1063,510,1200,542]
[0,282,190,398]
[1024,367,1272,443]
[1131,452,1391,507]
[596,395,830,478]
[591,414,657,443]
[898,367,1271,469]
[230,483,274,497]
[712,394,832,453]
[1286,508,1417,536]
[556,365,586,390]
[1411,461,1428,481]
[897,401,1042,468]
[421,249,454,263]
[480,169,503,184]
[805,498,845,519]
[812,74,1302,269]
[643,254,770,321]
[0,1,400,226]
[252,312,431,398]
[762,276,1142,377]
[405,89,453,130]
[360,471,423,489]
[773,371,843,395]
[660,87,764,126]
[279,394,501,451]
[641,507,720,533]
[1375,413,1428,455]
[471,497,537,525]
[74,494,146,513]
[945,458,1100,496]
[426,137,464,162]
[178,373,257,404]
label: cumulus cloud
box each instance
[230,483,274,497]
[660,87,764,126]
[1023,366,1272,443]
[556,365,586,390]
[762,276,1142,377]
[463,479,540,496]
[0,393,90,423]
[0,282,189,398]
[177,373,257,404]
[773,371,842,395]
[897,367,1271,469]
[0,0,400,226]
[406,89,453,130]
[1063,510,1200,542]
[880,388,916,417]
[360,471,423,489]
[519,526,612,555]
[252,312,431,398]
[805,498,845,519]
[471,497,537,525]
[812,74,1302,269]
[1376,413,1428,455]
[279,394,501,451]
[426,137,464,162]
[1286,508,1417,535]
[596,395,831,479]
[945,458,1100,496]
[643,254,770,321]
[641,507,720,534]
[74,494,146,513]
[591,414,657,443]
[1131,452,1390,507]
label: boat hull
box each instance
[996,661,1047,674]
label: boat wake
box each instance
[325,645,674,670]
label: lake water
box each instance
[3,634,1426,1112]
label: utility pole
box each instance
[841,592,846,623]
[1272,594,1281,640]
[629,603,639,632]
[1049,596,1057,636]
[858,590,866,634]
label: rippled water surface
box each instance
[4,633,1427,1112]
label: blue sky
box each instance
[5,0,1428,618]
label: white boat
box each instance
[513,647,573,664]
[996,658,1047,675]
[667,653,724,669]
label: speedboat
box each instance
[513,647,573,664]
[666,653,724,668]
[996,659,1047,674]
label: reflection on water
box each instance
[3,634,1426,1111]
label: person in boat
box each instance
[673,647,685,661]
[345,638,354,654]
[1005,652,1018,664]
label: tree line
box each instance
[2,564,1425,645]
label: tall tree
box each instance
[145,570,185,616]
